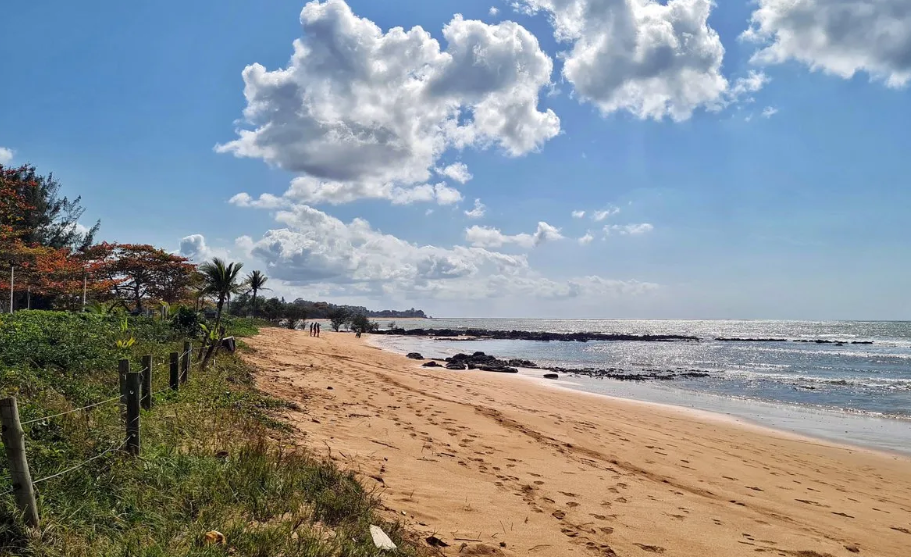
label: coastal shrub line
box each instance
[0,312,421,557]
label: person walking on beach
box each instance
[316,323,321,337]
[309,322,314,337]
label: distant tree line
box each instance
[225,295,425,323]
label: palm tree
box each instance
[246,270,269,318]
[199,258,244,368]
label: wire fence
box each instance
[1,340,208,526]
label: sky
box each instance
[1,0,910,319]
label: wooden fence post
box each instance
[169,352,180,391]
[181,341,191,384]
[140,354,152,411]
[125,372,141,456]
[119,359,129,425]
[0,397,40,527]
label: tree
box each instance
[328,307,350,332]
[1,163,98,250]
[246,270,269,318]
[260,297,284,322]
[284,304,306,330]
[93,243,196,313]
[199,258,244,368]
[349,313,377,334]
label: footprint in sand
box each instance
[566,502,580,508]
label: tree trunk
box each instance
[201,296,225,370]
[252,290,258,318]
[134,285,143,314]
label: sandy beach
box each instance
[244,328,911,557]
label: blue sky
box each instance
[2,0,910,319]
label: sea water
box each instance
[371,319,911,454]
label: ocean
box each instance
[370,319,911,454]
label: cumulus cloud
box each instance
[179,234,230,262]
[437,162,473,184]
[571,210,585,218]
[762,106,779,118]
[518,0,730,120]
[592,206,620,221]
[217,0,559,205]
[604,223,654,236]
[465,198,487,219]
[0,147,13,165]
[230,178,462,207]
[238,204,655,301]
[489,6,500,16]
[466,222,564,248]
[578,232,594,245]
[727,70,771,104]
[743,0,911,88]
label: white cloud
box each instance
[217,1,559,205]
[465,198,487,219]
[571,210,585,218]
[578,232,594,245]
[489,6,500,16]
[761,106,779,118]
[238,204,655,301]
[0,147,13,165]
[604,223,654,236]
[518,0,729,121]
[230,178,462,207]
[743,0,911,88]
[465,221,564,248]
[179,234,231,262]
[437,162,473,184]
[592,206,620,221]
[728,70,771,104]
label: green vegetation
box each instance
[0,311,421,557]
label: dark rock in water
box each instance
[477,365,518,374]
[406,352,424,360]
[444,352,519,373]
[543,373,559,379]
[375,328,698,343]
[422,361,440,367]
[507,358,538,368]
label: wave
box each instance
[720,369,911,390]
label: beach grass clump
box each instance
[0,311,420,557]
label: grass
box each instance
[0,312,422,557]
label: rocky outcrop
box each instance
[543,373,559,379]
[421,361,440,367]
[406,352,424,360]
[378,328,698,343]
[445,352,518,373]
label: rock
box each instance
[422,361,440,367]
[406,352,424,360]
[507,358,538,368]
[543,373,559,379]
[445,362,467,370]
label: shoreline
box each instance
[246,328,911,557]
[368,334,911,456]
[366,335,911,459]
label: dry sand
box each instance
[244,328,911,557]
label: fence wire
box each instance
[21,394,122,426]
[32,438,130,486]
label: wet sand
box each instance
[244,328,911,557]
